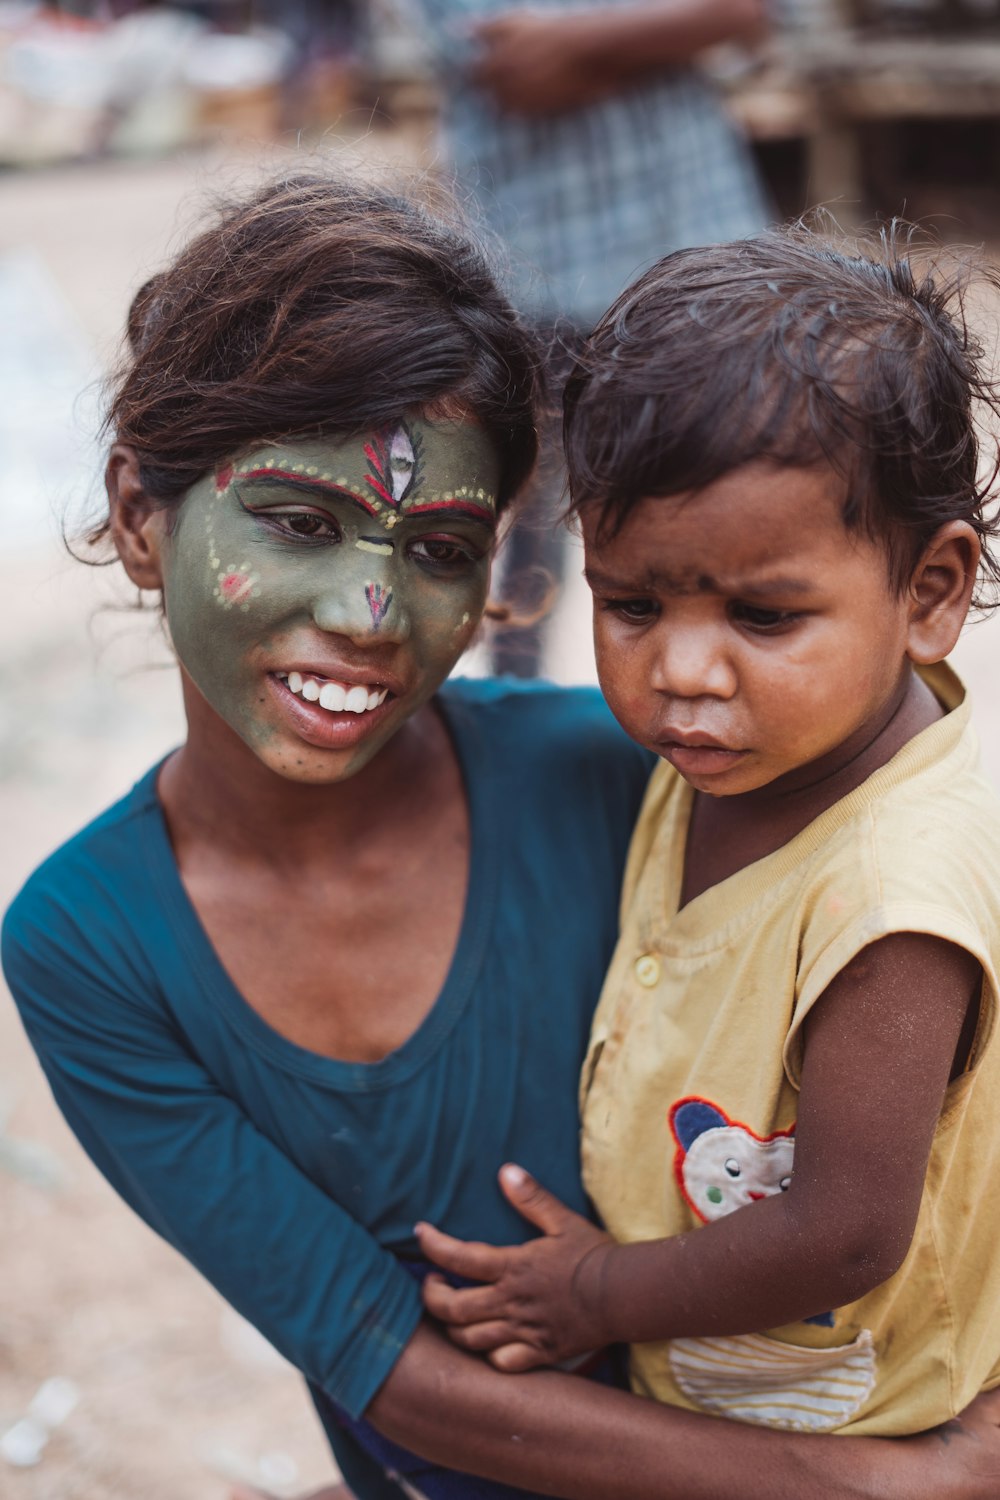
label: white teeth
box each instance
[282,673,388,714]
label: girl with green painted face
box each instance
[4,174,1000,1500]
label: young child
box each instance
[417,228,1000,1436]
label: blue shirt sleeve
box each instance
[2,892,422,1420]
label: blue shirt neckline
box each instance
[136,688,500,1092]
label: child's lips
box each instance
[656,734,748,777]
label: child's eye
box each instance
[408,537,479,569]
[605,597,657,622]
[731,602,800,633]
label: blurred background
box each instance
[2,2,1000,1496]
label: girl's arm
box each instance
[367,1322,1000,1500]
[4,934,423,1420]
[8,915,998,1500]
[419,932,978,1366]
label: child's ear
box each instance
[106,445,167,591]
[905,520,980,665]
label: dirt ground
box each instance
[4,143,1000,1500]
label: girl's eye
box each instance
[408,537,478,568]
[731,602,799,632]
[254,509,341,542]
[280,512,339,539]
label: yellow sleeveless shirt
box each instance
[581,665,1000,1434]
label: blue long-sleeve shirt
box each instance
[3,679,651,1437]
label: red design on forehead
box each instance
[364,423,423,510]
[216,464,234,491]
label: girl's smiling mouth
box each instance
[277,671,389,714]
[267,670,398,751]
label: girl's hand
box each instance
[415,1164,615,1371]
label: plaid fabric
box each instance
[418,0,770,326]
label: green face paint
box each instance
[160,418,501,781]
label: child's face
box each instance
[582,460,919,797]
[156,417,500,782]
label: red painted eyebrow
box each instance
[233,467,380,519]
[232,470,496,526]
[405,499,495,525]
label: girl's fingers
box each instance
[490,1341,551,1373]
[415,1221,506,1280]
[444,1318,519,1352]
[422,1273,505,1325]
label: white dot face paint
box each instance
[160,418,501,782]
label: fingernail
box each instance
[501,1164,527,1188]
[414,1222,426,1236]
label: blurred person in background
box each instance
[414,0,770,674]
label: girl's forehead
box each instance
[206,419,501,534]
[229,419,500,499]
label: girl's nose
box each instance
[650,625,737,700]
[311,563,410,643]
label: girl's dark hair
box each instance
[96,170,541,543]
[564,224,1000,606]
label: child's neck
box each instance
[679,666,944,909]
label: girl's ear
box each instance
[905,520,980,665]
[106,444,166,590]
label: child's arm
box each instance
[418,932,980,1371]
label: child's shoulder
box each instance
[790,680,1000,1037]
[852,668,1000,885]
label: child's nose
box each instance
[651,625,737,700]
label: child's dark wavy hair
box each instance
[563,224,1000,607]
[92,170,541,545]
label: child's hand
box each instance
[415,1164,614,1372]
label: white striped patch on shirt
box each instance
[668,1329,876,1432]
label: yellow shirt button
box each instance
[635,954,661,987]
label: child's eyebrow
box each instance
[728,577,814,600]
[584,565,814,598]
